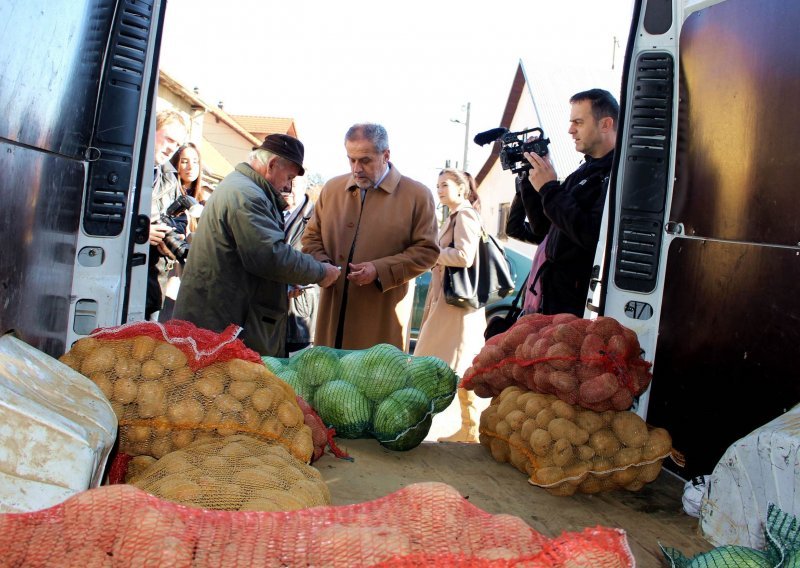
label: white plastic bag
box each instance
[681,475,709,518]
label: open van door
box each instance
[0,0,166,356]
[595,0,800,477]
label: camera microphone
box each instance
[473,127,509,146]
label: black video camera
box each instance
[474,127,551,176]
[159,195,201,264]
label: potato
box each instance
[136,381,166,418]
[524,394,550,418]
[125,455,157,482]
[250,388,276,412]
[615,446,643,467]
[228,380,258,401]
[156,476,202,502]
[550,399,577,421]
[232,467,277,487]
[495,420,512,438]
[242,407,262,430]
[637,460,664,483]
[520,418,538,442]
[642,427,672,460]
[508,433,528,471]
[575,411,605,434]
[610,388,634,411]
[225,358,264,382]
[532,337,554,358]
[577,444,596,461]
[496,394,519,419]
[81,346,117,375]
[171,430,195,450]
[192,376,224,403]
[612,412,649,448]
[490,438,509,463]
[129,336,157,361]
[276,400,303,428]
[552,438,575,467]
[546,342,577,371]
[261,417,285,440]
[547,483,578,496]
[553,323,583,350]
[216,416,241,437]
[580,333,605,359]
[529,428,553,457]
[111,377,138,405]
[533,367,554,393]
[564,459,593,482]
[140,359,166,381]
[548,418,589,446]
[153,343,187,370]
[293,478,330,505]
[504,409,526,431]
[589,430,621,458]
[534,407,556,429]
[113,357,141,381]
[534,466,565,486]
[127,425,151,443]
[515,391,539,410]
[578,475,604,494]
[611,465,639,486]
[549,371,579,394]
[592,456,616,477]
[167,399,205,425]
[578,373,619,404]
[89,372,114,399]
[586,317,623,341]
[170,366,194,386]
[214,393,244,414]
[150,436,174,459]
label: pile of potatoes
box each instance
[480,386,672,496]
[59,335,313,462]
[127,435,330,511]
[463,314,652,412]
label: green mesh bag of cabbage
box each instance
[660,503,800,567]
[262,344,457,451]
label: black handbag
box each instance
[484,276,527,339]
[443,212,515,309]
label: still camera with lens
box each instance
[159,194,203,264]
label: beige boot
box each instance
[438,388,480,443]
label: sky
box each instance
[159,0,635,186]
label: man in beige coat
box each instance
[302,123,439,350]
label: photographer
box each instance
[147,109,189,320]
[506,88,618,316]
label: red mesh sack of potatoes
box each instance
[59,321,314,462]
[462,314,652,412]
[0,482,634,567]
[128,434,331,511]
[480,387,674,496]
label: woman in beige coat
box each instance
[413,169,485,443]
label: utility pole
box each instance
[450,102,471,172]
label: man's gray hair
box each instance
[249,148,286,168]
[345,123,389,153]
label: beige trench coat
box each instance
[413,203,486,377]
[301,164,439,350]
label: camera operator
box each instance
[506,88,618,316]
[147,109,189,320]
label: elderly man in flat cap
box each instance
[174,134,340,356]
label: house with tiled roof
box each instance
[156,70,300,186]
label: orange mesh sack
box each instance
[128,434,330,511]
[462,314,652,412]
[0,482,634,567]
[59,321,314,462]
[262,343,458,451]
[480,386,673,496]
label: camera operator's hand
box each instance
[318,264,341,288]
[149,222,172,246]
[524,151,557,192]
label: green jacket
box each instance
[174,163,326,355]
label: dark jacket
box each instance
[173,163,327,356]
[146,161,186,319]
[506,151,613,316]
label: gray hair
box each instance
[249,148,290,169]
[345,123,389,153]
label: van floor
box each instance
[316,439,712,568]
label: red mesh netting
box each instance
[296,396,351,462]
[90,320,261,371]
[0,482,634,567]
[462,314,652,412]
